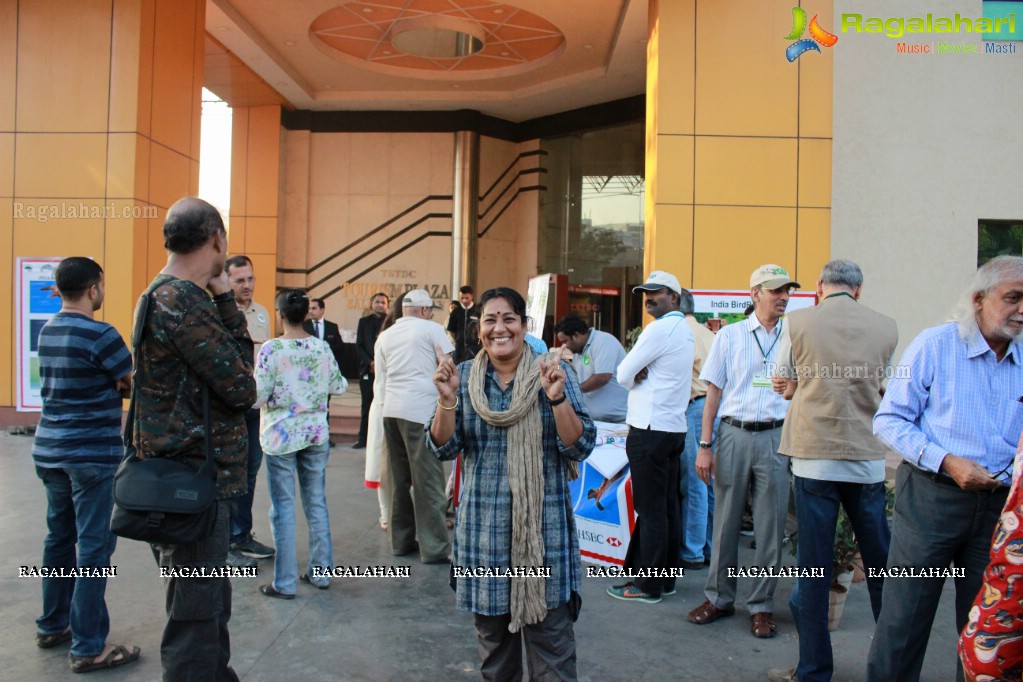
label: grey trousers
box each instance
[704,421,789,614]
[383,417,451,562]
[865,463,1007,682]
[474,604,576,681]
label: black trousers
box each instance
[474,604,576,681]
[358,376,373,442]
[622,427,685,596]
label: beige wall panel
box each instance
[248,253,277,323]
[133,135,151,201]
[148,143,191,210]
[279,190,309,266]
[149,0,196,155]
[389,133,433,198]
[109,0,143,132]
[308,195,350,258]
[429,133,454,195]
[797,0,834,139]
[0,133,12,196]
[349,194,388,239]
[284,130,310,195]
[795,208,830,287]
[0,199,11,404]
[0,3,16,131]
[647,204,694,286]
[136,0,156,138]
[309,133,351,196]
[695,137,797,207]
[695,0,797,137]
[227,217,247,254]
[14,218,105,257]
[798,139,831,209]
[652,0,695,136]
[246,217,277,256]
[101,215,135,333]
[656,135,695,205]
[349,134,391,195]
[230,109,249,211]
[693,206,796,289]
[15,134,107,198]
[107,133,138,199]
[16,0,111,133]
[244,106,280,216]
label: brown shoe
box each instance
[687,599,735,624]
[751,612,777,638]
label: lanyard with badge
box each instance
[751,319,782,388]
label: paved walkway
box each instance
[0,431,961,681]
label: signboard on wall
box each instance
[16,257,63,411]
[691,289,816,325]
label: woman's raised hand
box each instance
[433,343,459,404]
[539,345,568,401]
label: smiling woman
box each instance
[427,286,596,679]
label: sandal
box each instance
[687,599,735,624]
[37,628,72,649]
[69,644,140,674]
[259,584,295,600]
[751,612,778,638]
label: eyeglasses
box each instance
[988,459,1014,485]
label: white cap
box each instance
[633,270,682,295]
[401,289,440,309]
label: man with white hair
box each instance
[866,255,1023,682]
[375,289,454,563]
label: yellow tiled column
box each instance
[645,0,833,291]
[228,105,280,318]
[0,0,205,408]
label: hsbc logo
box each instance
[606,537,622,547]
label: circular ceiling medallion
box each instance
[309,0,566,81]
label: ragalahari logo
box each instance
[785,7,838,61]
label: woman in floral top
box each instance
[254,290,347,598]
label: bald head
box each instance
[163,197,225,255]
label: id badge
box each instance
[752,373,772,388]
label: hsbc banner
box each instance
[570,422,633,567]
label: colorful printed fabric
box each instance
[959,436,1023,681]
[255,337,347,457]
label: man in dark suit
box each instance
[353,292,389,449]
[446,285,480,364]
[304,298,345,447]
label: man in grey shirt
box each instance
[554,314,628,422]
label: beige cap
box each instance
[633,270,682,295]
[401,289,441,308]
[750,264,800,290]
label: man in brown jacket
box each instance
[767,259,897,682]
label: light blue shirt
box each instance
[873,322,1023,483]
[700,314,789,422]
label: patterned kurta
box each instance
[134,275,256,499]
[255,337,347,456]
[959,436,1023,681]
[427,357,595,616]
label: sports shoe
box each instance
[235,534,275,558]
[352,441,366,450]
[766,667,797,681]
[227,549,257,568]
[606,584,661,603]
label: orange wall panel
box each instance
[149,0,197,156]
[15,134,108,198]
[692,206,797,289]
[0,198,12,404]
[0,133,12,196]
[796,208,831,286]
[695,137,797,207]
[0,3,16,132]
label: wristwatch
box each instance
[698,441,713,449]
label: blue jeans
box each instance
[231,409,263,544]
[790,475,890,682]
[266,443,333,593]
[679,399,716,563]
[36,465,117,658]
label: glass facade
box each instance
[538,122,645,343]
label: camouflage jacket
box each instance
[132,275,256,499]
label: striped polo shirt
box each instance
[32,312,132,468]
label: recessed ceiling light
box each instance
[452,84,461,89]
[383,50,392,55]
[323,84,334,89]
[494,8,504,14]
[285,40,295,46]
[362,7,373,12]
[501,51,510,56]
[583,43,593,49]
